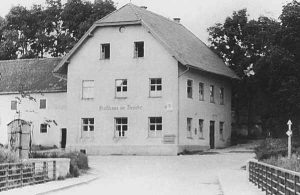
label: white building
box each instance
[53,4,238,155]
[0,58,67,148]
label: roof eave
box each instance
[185,64,240,80]
[0,89,67,95]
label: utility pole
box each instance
[286,120,292,159]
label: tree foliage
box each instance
[0,0,116,59]
[208,0,300,136]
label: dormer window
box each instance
[134,41,144,58]
[100,43,110,59]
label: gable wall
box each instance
[66,25,179,154]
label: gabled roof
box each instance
[54,3,238,79]
[0,58,67,94]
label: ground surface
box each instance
[47,143,263,195]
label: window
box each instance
[11,101,17,110]
[199,82,204,101]
[187,118,192,138]
[148,117,162,137]
[220,87,224,105]
[40,99,46,109]
[219,122,224,140]
[210,85,214,103]
[134,41,144,58]
[82,80,94,99]
[100,43,110,59]
[187,80,193,98]
[115,117,128,137]
[115,79,127,98]
[81,118,94,132]
[149,78,162,97]
[40,124,48,133]
[199,119,204,139]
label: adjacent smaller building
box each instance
[0,58,67,148]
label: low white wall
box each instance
[23,158,70,179]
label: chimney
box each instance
[173,18,181,23]
[140,6,147,9]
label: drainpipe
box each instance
[177,65,190,153]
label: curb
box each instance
[37,175,99,195]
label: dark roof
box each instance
[54,3,238,79]
[0,58,67,94]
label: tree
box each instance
[61,0,116,41]
[61,0,93,40]
[254,0,300,136]
[208,9,280,135]
[0,0,116,59]
[208,1,300,137]
[0,29,19,60]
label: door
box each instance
[209,121,215,149]
[61,128,67,149]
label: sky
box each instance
[0,0,289,43]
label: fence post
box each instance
[257,164,261,189]
[264,165,267,192]
[270,168,274,195]
[294,175,297,195]
[20,163,23,187]
[32,162,35,184]
[277,170,280,194]
[43,162,46,182]
[5,165,9,191]
[53,161,56,180]
[284,172,287,194]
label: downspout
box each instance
[177,65,190,153]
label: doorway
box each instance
[61,128,67,149]
[209,121,215,149]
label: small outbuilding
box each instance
[7,119,31,159]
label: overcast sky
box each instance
[0,0,289,43]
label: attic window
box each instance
[100,43,110,59]
[134,41,144,58]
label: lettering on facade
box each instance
[99,105,143,111]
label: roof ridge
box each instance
[0,57,62,63]
[95,3,140,24]
[128,3,142,21]
[129,4,183,26]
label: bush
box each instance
[60,152,89,177]
[255,138,288,160]
[262,154,300,172]
[29,151,89,177]
[31,144,58,151]
[231,131,250,145]
[0,148,19,163]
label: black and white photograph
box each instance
[0,0,299,194]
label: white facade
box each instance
[66,25,179,155]
[0,4,236,155]
[63,24,232,155]
[0,92,67,147]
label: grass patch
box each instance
[262,154,300,172]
